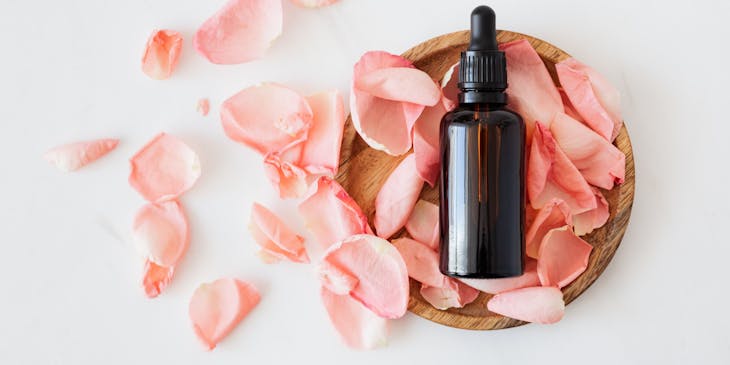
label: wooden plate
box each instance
[335,30,635,330]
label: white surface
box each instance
[1,0,728,363]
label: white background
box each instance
[1,0,728,364]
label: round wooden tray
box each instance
[335,30,635,330]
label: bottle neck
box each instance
[458,89,507,105]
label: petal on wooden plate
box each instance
[374,154,424,239]
[537,226,593,288]
[487,286,565,324]
[391,237,443,287]
[413,94,448,187]
[460,259,540,294]
[525,199,572,258]
[573,187,610,236]
[355,67,440,106]
[133,200,189,267]
[404,200,439,250]
[141,29,183,80]
[321,287,388,350]
[420,278,479,310]
[44,138,119,172]
[249,202,309,264]
[299,90,346,176]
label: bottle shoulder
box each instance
[442,105,524,125]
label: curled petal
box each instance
[420,279,479,310]
[221,83,313,156]
[249,203,309,264]
[44,138,118,172]
[573,188,610,236]
[391,238,443,287]
[141,30,183,80]
[374,154,424,239]
[413,94,447,186]
[298,177,370,250]
[318,260,359,295]
[194,0,282,64]
[189,278,260,350]
[263,152,309,199]
[142,260,175,298]
[129,133,201,202]
[133,200,189,267]
[537,226,593,288]
[487,286,565,324]
[405,200,439,250]
[321,234,409,319]
[525,199,572,258]
[321,287,388,350]
[299,90,346,176]
[460,259,540,294]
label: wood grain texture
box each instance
[336,30,635,330]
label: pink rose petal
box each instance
[556,57,622,141]
[299,90,346,176]
[318,260,359,295]
[355,67,440,106]
[537,226,593,288]
[221,83,313,156]
[391,237,443,287]
[290,0,339,8]
[142,260,175,299]
[141,29,183,80]
[133,200,189,268]
[573,187,610,236]
[321,287,388,350]
[460,259,540,294]
[405,200,439,250]
[249,202,309,264]
[263,152,309,199]
[550,112,625,190]
[440,63,459,109]
[44,138,119,172]
[189,278,260,350]
[528,122,596,215]
[487,286,565,324]
[129,133,201,202]
[193,0,282,64]
[525,199,572,258]
[321,234,409,319]
[420,279,479,310]
[374,154,424,239]
[413,94,448,186]
[197,98,210,116]
[559,88,583,122]
[298,177,371,250]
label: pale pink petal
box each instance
[460,259,540,294]
[44,138,119,172]
[142,260,174,298]
[537,226,593,288]
[355,67,440,106]
[404,200,439,250]
[318,260,359,295]
[374,154,424,239]
[559,88,583,122]
[263,152,309,199]
[299,90,346,175]
[133,200,189,267]
[290,0,339,8]
[141,29,183,80]
[321,234,409,319]
[499,39,563,141]
[249,203,309,264]
[573,187,610,236]
[129,133,201,202]
[556,57,622,141]
[413,94,447,186]
[189,278,260,350]
[487,286,565,324]
[550,112,625,190]
[525,199,572,258]
[391,237,443,287]
[440,63,459,110]
[221,83,313,156]
[298,177,371,249]
[193,0,282,64]
[321,287,388,350]
[420,278,479,310]
[528,122,596,214]
[197,98,210,116]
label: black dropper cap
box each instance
[458,5,508,103]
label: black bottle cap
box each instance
[458,6,507,93]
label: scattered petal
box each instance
[321,234,409,319]
[573,187,610,236]
[487,286,565,324]
[141,29,183,80]
[525,199,572,258]
[263,152,309,199]
[404,200,439,250]
[249,203,309,264]
[355,67,440,106]
[413,94,447,186]
[298,177,371,249]
[299,90,346,175]
[537,226,593,288]
[197,98,210,116]
[460,259,540,294]
[189,278,260,350]
[129,133,201,202]
[321,287,388,350]
[142,260,174,298]
[374,154,424,239]
[133,200,189,267]
[291,0,339,8]
[221,83,313,156]
[318,260,359,295]
[420,278,479,310]
[193,0,282,64]
[391,238,443,287]
[44,138,119,172]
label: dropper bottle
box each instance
[439,5,525,278]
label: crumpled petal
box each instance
[500,39,563,141]
[320,234,409,319]
[420,278,479,310]
[413,94,448,186]
[321,287,388,350]
[142,260,175,298]
[573,187,610,236]
[44,138,119,172]
[374,154,424,239]
[129,133,201,202]
[525,199,572,258]
[133,200,189,267]
[299,90,345,176]
[263,152,309,199]
[487,286,565,324]
[391,238,443,287]
[249,202,309,264]
[351,51,439,155]
[556,57,622,141]
[550,112,625,190]
[141,29,183,80]
[528,122,596,214]
[189,278,260,350]
[405,200,439,250]
[291,0,339,8]
[193,0,282,64]
[298,177,371,250]
[197,98,210,116]
[460,259,540,294]
[221,83,313,156]
[537,226,593,288]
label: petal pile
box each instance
[536,226,593,288]
[141,29,183,80]
[44,138,119,172]
[573,187,610,236]
[525,199,572,258]
[249,202,309,264]
[374,154,424,239]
